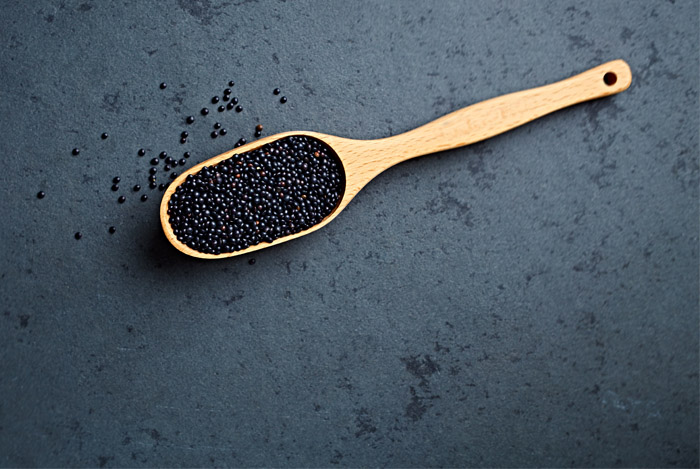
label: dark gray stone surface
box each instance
[0,0,697,467]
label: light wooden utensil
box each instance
[161,59,631,259]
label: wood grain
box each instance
[160,60,632,259]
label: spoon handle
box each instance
[371,60,631,169]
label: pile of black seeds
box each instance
[167,135,344,254]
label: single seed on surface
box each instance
[133,184,141,192]
[220,128,227,136]
[111,184,119,191]
[273,88,280,95]
[218,105,225,112]
[179,158,186,166]
[72,148,80,156]
[148,174,157,182]
[37,191,45,199]
[160,151,167,159]
[254,131,261,138]
[184,152,191,158]
[151,158,159,165]
[211,131,218,139]
[214,122,221,129]
[170,172,178,179]
[186,116,195,124]
[231,97,238,105]
[108,226,116,234]
[164,165,171,171]
[160,82,167,89]
[181,131,189,138]
[228,81,235,87]
[149,181,157,189]
[201,108,209,116]
[74,232,82,240]
[138,148,146,156]
[141,194,148,201]
[211,96,220,104]
[172,160,178,167]
[180,138,186,144]
[149,167,157,175]
[101,133,108,139]
[159,183,166,191]
[280,96,287,103]
[255,124,263,132]
[224,88,231,94]
[113,176,121,184]
[248,259,256,265]
[165,156,174,164]
[222,94,229,102]
[118,195,126,203]
[235,105,242,112]
[238,137,247,145]
[226,102,234,110]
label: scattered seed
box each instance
[248,258,256,265]
[141,194,148,201]
[150,167,157,175]
[75,232,82,240]
[211,131,218,139]
[160,82,167,89]
[218,105,225,112]
[138,148,146,156]
[211,96,220,104]
[255,124,263,132]
[224,88,232,95]
[273,88,280,95]
[72,148,80,156]
[159,183,166,191]
[214,122,221,129]
[220,128,227,136]
[108,226,116,234]
[231,97,239,105]
[235,105,243,112]
[149,181,157,189]
[111,184,119,191]
[179,158,187,166]
[170,172,178,179]
[228,81,235,87]
[201,108,209,116]
[133,184,141,192]
[151,158,159,165]
[280,96,287,104]
[186,116,195,124]
[181,131,189,138]
[118,195,126,203]
[226,102,235,110]
[37,191,45,199]
[164,165,171,171]
[184,152,191,158]
[101,133,108,140]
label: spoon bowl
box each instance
[161,60,632,259]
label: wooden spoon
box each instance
[161,59,631,259]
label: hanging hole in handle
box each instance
[603,72,617,86]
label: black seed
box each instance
[224,88,231,94]
[118,195,126,203]
[222,94,229,102]
[75,232,82,240]
[113,176,121,184]
[238,137,247,145]
[133,184,141,192]
[37,191,45,199]
[149,167,157,175]
[72,148,80,156]
[255,124,263,132]
[201,108,209,116]
[273,88,281,95]
[183,152,191,158]
[231,97,239,105]
[160,151,167,159]
[101,132,108,139]
[108,226,116,234]
[151,158,159,165]
[170,172,178,179]
[148,174,157,182]
[141,194,148,201]
[167,135,344,255]
[219,128,227,136]
[111,184,119,191]
[181,131,189,138]
[164,165,170,171]
[228,81,235,87]
[160,82,167,89]
[159,183,166,191]
[235,105,242,112]
[179,158,187,166]
[218,105,225,112]
[280,96,287,103]
[149,181,157,189]
[248,258,256,265]
[214,122,221,129]
[211,131,218,139]
[172,160,178,167]
[186,116,195,124]
[165,156,174,164]
[254,131,261,138]
[138,148,146,156]
[180,138,186,144]
[211,96,220,104]
[226,102,235,110]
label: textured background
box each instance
[0,0,698,467]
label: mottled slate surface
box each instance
[0,0,697,467]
